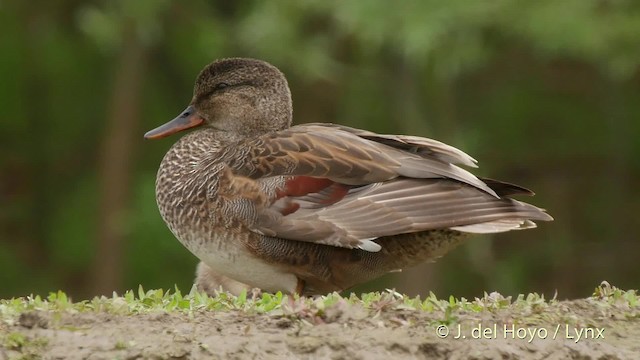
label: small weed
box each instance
[4,332,27,349]
[2,331,49,357]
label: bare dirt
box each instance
[1,297,639,360]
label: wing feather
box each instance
[220,124,551,251]
[236,124,497,195]
[279,178,552,246]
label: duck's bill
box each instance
[144,105,204,139]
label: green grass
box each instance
[1,282,638,327]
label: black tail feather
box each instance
[480,177,535,197]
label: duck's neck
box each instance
[176,127,243,151]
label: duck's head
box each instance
[145,58,292,139]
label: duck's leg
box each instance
[295,278,306,295]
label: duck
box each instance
[144,58,553,296]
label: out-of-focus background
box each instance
[1,0,639,300]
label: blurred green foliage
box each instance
[1,0,639,299]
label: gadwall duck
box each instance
[145,58,552,295]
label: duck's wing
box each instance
[235,124,496,195]
[312,123,479,168]
[254,177,552,252]
[225,124,551,252]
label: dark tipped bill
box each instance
[144,105,204,139]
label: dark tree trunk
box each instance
[92,20,148,296]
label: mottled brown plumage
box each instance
[145,58,553,295]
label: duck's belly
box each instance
[182,231,298,293]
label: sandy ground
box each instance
[1,296,639,360]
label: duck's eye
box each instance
[214,82,230,91]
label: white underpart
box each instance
[451,219,537,233]
[357,239,382,252]
[182,231,298,293]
